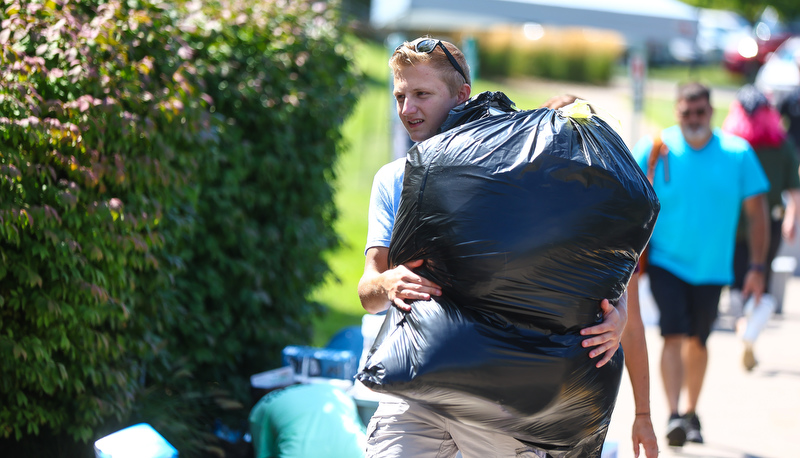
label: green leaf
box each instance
[12,345,27,361]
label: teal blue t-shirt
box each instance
[249,383,366,458]
[632,126,769,285]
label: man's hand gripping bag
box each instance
[357,93,660,457]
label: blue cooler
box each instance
[281,346,358,380]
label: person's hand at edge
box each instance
[632,415,658,458]
[782,216,796,242]
[782,188,800,242]
[741,269,765,306]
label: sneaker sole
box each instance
[667,426,687,447]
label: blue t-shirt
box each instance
[364,158,405,254]
[631,125,769,285]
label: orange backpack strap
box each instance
[646,134,669,184]
[640,134,668,275]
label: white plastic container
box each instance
[94,423,178,458]
[770,256,797,314]
[740,294,776,343]
[250,365,295,390]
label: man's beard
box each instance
[682,125,711,144]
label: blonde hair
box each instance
[389,37,471,96]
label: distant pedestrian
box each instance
[776,87,800,157]
[722,84,800,369]
[630,82,770,447]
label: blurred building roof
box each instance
[371,0,699,45]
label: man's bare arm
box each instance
[742,194,769,303]
[622,276,659,458]
[357,247,442,313]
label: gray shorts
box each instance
[365,398,546,458]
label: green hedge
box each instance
[169,0,360,401]
[0,0,207,444]
[477,27,624,85]
[0,0,360,454]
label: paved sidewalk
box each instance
[604,275,800,458]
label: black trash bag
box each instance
[436,90,520,129]
[356,92,659,457]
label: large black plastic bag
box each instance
[357,92,659,456]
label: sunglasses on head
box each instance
[679,107,709,118]
[396,38,468,84]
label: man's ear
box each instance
[457,83,471,104]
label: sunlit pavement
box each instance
[606,271,799,458]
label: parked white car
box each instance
[755,36,800,104]
[696,8,751,62]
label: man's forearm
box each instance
[622,325,651,415]
[746,195,769,265]
[358,274,391,314]
[621,281,650,415]
[786,189,800,222]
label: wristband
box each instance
[749,263,765,272]
[635,412,650,416]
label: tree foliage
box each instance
[683,0,800,23]
[0,0,360,454]
[168,0,360,401]
[0,0,208,443]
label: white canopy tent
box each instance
[371,0,699,48]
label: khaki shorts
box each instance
[365,398,546,458]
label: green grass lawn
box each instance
[309,39,736,346]
[645,62,746,89]
[307,39,390,346]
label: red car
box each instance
[723,7,794,77]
